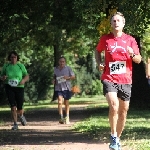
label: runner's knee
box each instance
[11,106,17,111]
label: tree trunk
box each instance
[52,32,63,101]
[130,36,150,108]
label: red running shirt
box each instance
[96,33,140,84]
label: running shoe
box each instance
[64,117,70,124]
[109,136,118,150]
[12,124,18,130]
[118,142,121,150]
[20,116,27,126]
[59,118,64,124]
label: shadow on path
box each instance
[0,106,110,148]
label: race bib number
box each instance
[56,76,66,84]
[109,61,126,75]
[8,79,19,87]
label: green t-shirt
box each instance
[1,62,28,87]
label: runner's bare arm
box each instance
[146,58,150,78]
[95,49,101,66]
[20,74,29,85]
[23,74,29,82]
[64,75,75,80]
[69,75,75,80]
[95,49,104,71]
[127,46,142,64]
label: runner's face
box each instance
[111,15,124,31]
[59,58,66,68]
[10,54,17,64]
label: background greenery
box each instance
[0,2,150,149]
[0,0,150,108]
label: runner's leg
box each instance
[64,100,69,117]
[58,95,63,115]
[106,92,119,136]
[11,106,18,124]
[116,98,129,138]
[117,84,131,137]
[64,100,70,124]
[5,85,18,129]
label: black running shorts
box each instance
[5,84,24,110]
[101,80,132,101]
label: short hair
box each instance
[59,55,66,61]
[8,51,20,61]
[111,12,125,25]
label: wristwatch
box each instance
[130,53,135,59]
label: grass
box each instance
[0,95,150,149]
[73,105,150,150]
[0,95,106,112]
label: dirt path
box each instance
[0,104,128,150]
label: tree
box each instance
[0,0,150,105]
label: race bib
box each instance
[109,61,126,75]
[8,79,19,87]
[56,76,66,84]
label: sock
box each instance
[111,133,117,138]
[65,114,69,118]
[14,122,17,125]
[110,133,117,145]
[60,114,63,119]
[20,115,23,118]
[116,137,120,144]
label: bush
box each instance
[72,66,103,96]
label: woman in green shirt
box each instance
[1,51,29,130]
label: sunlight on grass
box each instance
[74,114,110,141]
[74,106,150,150]
[0,95,105,111]
[0,95,106,115]
[0,120,4,125]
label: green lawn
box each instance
[0,95,106,111]
[73,103,150,150]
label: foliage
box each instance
[0,0,150,104]
[97,0,150,37]
[73,66,92,96]
[97,8,117,36]
[69,53,102,96]
[91,79,103,95]
[141,25,150,62]
[117,0,150,37]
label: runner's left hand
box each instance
[63,76,70,80]
[20,79,25,85]
[99,63,104,71]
